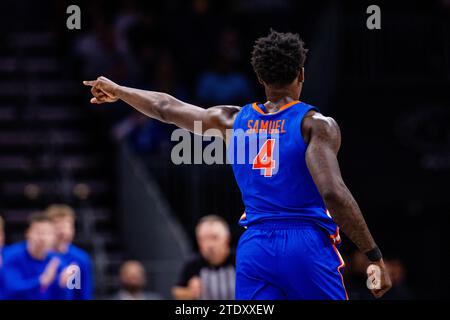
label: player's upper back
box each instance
[228,100,337,234]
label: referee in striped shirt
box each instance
[172,215,236,300]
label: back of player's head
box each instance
[251,29,308,87]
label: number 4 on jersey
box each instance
[252,139,276,177]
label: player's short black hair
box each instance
[251,29,308,87]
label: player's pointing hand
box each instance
[83,76,120,104]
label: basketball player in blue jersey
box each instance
[84,30,391,300]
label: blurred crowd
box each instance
[0,207,236,300]
[72,0,258,156]
[0,205,161,300]
[0,206,92,299]
[0,209,412,300]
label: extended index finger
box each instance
[83,80,96,86]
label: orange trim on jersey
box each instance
[252,100,300,115]
[277,100,300,112]
[331,242,349,300]
[330,227,339,238]
[252,103,266,115]
[330,226,341,244]
[326,210,341,244]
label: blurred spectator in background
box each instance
[113,50,186,155]
[172,215,235,300]
[45,204,94,300]
[1,213,69,300]
[0,216,4,299]
[112,260,163,300]
[75,18,121,79]
[381,259,413,300]
[74,0,135,83]
[196,30,254,105]
[113,0,142,80]
[0,215,4,250]
[125,13,160,84]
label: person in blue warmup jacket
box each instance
[1,213,70,300]
[45,204,94,300]
[0,215,5,299]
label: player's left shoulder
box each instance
[302,110,340,143]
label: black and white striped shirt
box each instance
[177,253,236,300]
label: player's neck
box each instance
[264,92,300,113]
[264,85,301,112]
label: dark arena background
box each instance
[0,0,449,304]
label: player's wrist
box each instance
[112,84,122,99]
[365,246,383,262]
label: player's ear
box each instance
[298,67,305,83]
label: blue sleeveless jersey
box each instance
[228,100,339,239]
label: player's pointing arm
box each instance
[304,112,392,299]
[83,76,240,137]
